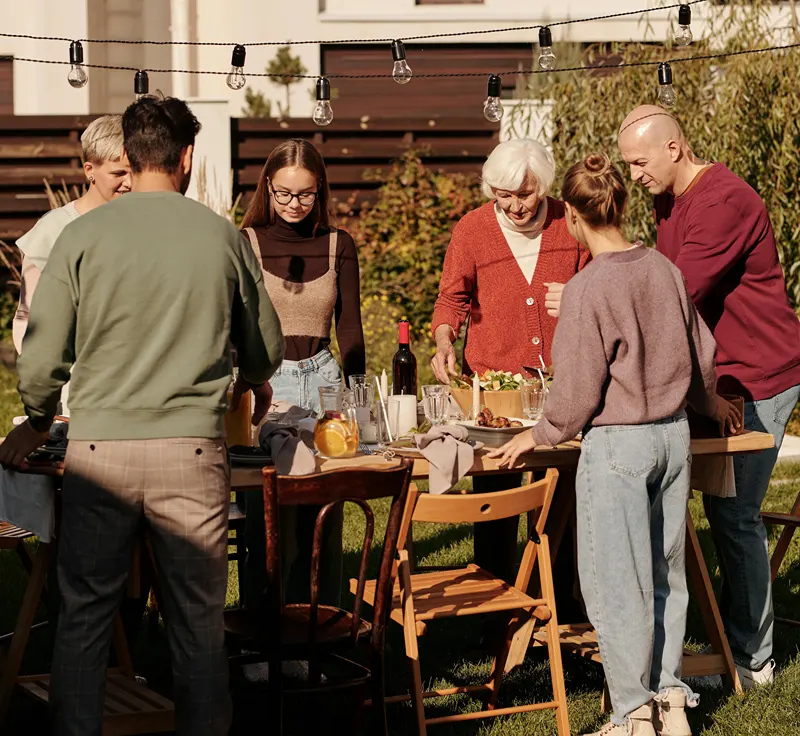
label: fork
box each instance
[359,442,373,455]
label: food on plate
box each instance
[476,408,523,428]
[450,370,526,392]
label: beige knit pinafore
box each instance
[244,227,339,340]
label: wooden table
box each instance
[231,430,774,696]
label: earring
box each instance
[88,175,95,183]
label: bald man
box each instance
[619,105,800,689]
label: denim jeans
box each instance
[703,383,800,670]
[577,412,696,726]
[244,349,345,608]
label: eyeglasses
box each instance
[270,187,317,206]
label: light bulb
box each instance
[313,77,334,126]
[391,40,412,84]
[657,63,676,108]
[67,41,88,89]
[226,44,247,91]
[673,4,693,46]
[134,70,150,100]
[538,27,556,71]
[483,74,504,122]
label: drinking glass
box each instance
[520,378,546,421]
[422,384,450,426]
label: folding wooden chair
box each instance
[354,468,569,735]
[762,489,800,627]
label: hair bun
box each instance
[584,153,612,178]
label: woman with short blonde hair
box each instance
[13,114,131,413]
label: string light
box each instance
[226,44,246,90]
[674,4,693,46]
[313,77,333,126]
[483,74,503,122]
[657,62,676,107]
[391,40,412,84]
[538,27,556,71]
[134,70,150,100]
[67,41,88,88]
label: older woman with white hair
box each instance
[431,138,589,583]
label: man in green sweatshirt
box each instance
[0,96,284,736]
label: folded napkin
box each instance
[0,469,56,542]
[414,425,475,495]
[259,422,316,476]
[691,455,736,498]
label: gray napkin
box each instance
[414,425,475,495]
[259,423,316,476]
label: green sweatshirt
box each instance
[17,191,285,440]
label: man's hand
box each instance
[431,340,458,384]
[487,430,538,469]
[711,394,742,436]
[230,374,274,427]
[544,282,565,318]
[0,420,49,471]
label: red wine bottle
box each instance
[392,319,418,397]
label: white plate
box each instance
[456,418,536,447]
[382,438,484,457]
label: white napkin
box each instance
[0,469,56,542]
[414,425,475,495]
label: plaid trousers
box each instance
[49,438,232,736]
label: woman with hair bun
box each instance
[490,154,740,736]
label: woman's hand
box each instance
[711,394,742,436]
[544,282,565,318]
[0,420,49,471]
[430,325,459,384]
[487,430,538,469]
[231,374,274,426]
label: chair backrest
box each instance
[397,468,560,592]
[261,460,414,655]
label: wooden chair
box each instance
[762,489,800,627]
[354,468,569,735]
[224,459,414,735]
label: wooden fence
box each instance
[0,115,500,242]
[231,117,499,212]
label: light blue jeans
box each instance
[244,348,345,607]
[577,412,696,726]
[270,348,342,413]
[703,383,800,670]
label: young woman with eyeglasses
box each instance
[239,138,365,608]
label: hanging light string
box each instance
[0,1,707,47]
[10,40,800,78]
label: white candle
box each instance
[472,372,480,420]
[389,395,417,437]
[381,369,389,401]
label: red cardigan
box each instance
[432,199,590,375]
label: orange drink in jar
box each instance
[314,387,359,459]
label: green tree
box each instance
[241,87,272,118]
[267,45,308,119]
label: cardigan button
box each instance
[526,297,534,306]
[531,337,540,345]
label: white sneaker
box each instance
[736,659,775,690]
[583,703,657,735]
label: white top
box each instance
[494,199,548,285]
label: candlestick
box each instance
[472,372,481,420]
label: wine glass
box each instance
[520,378,546,422]
[422,384,450,426]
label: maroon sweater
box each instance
[655,163,800,401]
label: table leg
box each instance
[0,540,52,723]
[683,511,743,694]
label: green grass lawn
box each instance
[1,362,798,735]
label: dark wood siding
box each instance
[321,43,531,119]
[0,58,13,116]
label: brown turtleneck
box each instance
[250,217,366,379]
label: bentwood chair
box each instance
[225,459,414,735]
[762,489,800,627]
